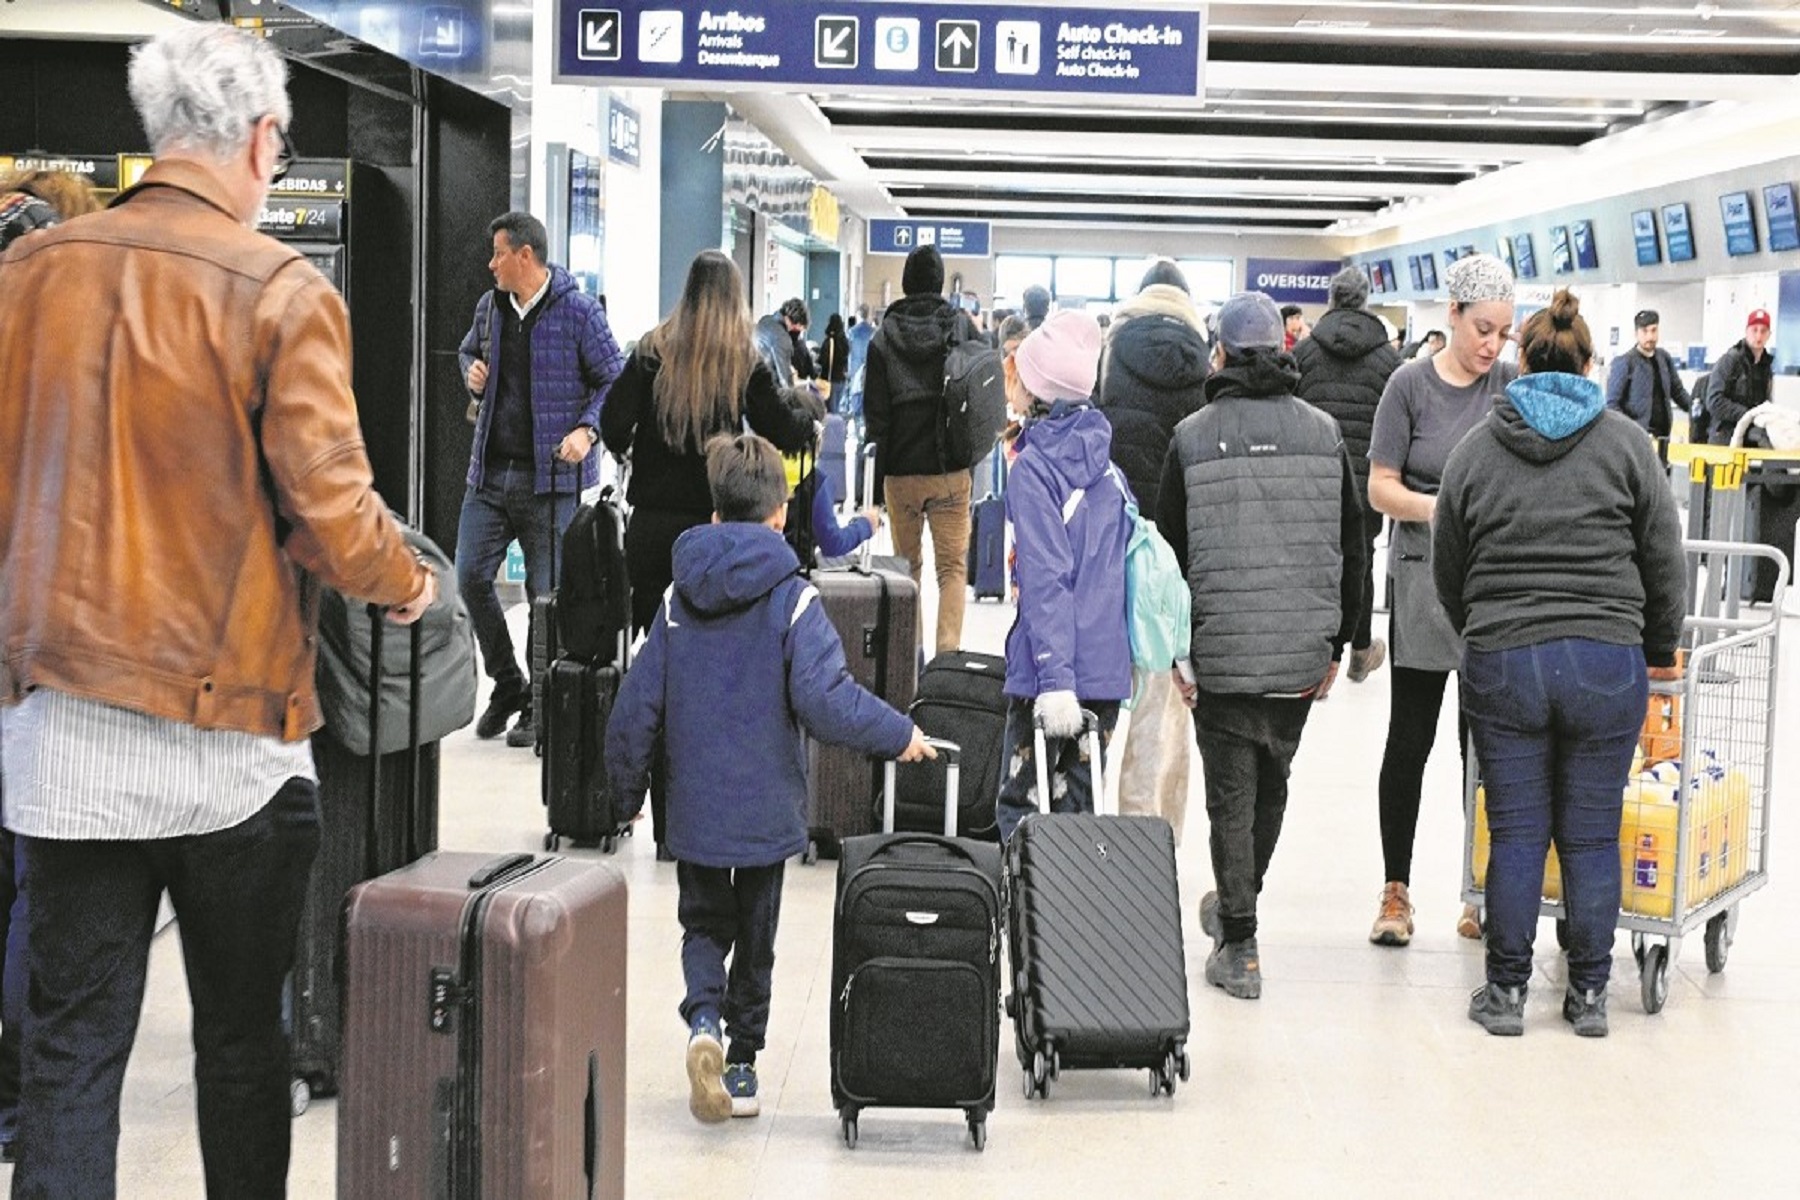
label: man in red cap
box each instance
[1703,308,1775,444]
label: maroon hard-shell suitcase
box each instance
[802,444,920,861]
[338,851,627,1199]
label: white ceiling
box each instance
[735,1,1800,239]
[0,0,187,38]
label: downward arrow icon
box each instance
[586,17,615,53]
[823,26,851,59]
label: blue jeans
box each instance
[676,861,785,1065]
[1463,638,1647,993]
[13,778,320,1199]
[453,462,577,698]
[994,698,1121,845]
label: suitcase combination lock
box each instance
[429,968,471,1033]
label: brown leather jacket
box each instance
[0,160,426,741]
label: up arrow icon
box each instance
[578,9,622,62]
[936,20,978,72]
[815,16,859,69]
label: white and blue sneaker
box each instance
[685,1017,730,1123]
[723,1062,760,1118]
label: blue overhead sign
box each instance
[1244,257,1341,305]
[557,1,1206,101]
[869,219,992,257]
[607,96,641,167]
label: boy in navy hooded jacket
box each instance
[607,433,932,1124]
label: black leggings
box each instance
[1378,665,1467,885]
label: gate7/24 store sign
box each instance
[556,1,1206,103]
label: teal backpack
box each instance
[1113,469,1192,678]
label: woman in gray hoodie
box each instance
[1433,289,1685,1039]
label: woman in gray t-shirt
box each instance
[1362,252,1517,948]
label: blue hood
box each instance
[1017,404,1115,489]
[1504,372,1604,442]
[672,523,800,617]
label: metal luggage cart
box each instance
[1461,540,1787,1014]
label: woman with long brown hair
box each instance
[599,250,813,851]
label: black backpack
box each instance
[942,336,1006,471]
[555,487,631,665]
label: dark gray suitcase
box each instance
[542,638,629,852]
[338,852,627,1198]
[292,611,438,1108]
[1005,721,1190,1098]
[832,747,999,1150]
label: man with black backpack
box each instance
[864,244,983,654]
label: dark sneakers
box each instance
[475,686,528,739]
[503,710,536,748]
[1562,987,1609,1038]
[1205,938,1262,1000]
[1468,983,1527,1036]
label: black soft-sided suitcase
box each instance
[832,758,1000,1150]
[291,609,439,1110]
[894,652,1006,839]
[968,494,1006,601]
[543,643,629,852]
[1006,723,1190,1098]
[1741,473,1800,603]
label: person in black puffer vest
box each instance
[1294,266,1402,685]
[1095,259,1209,843]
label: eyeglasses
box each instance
[270,122,295,184]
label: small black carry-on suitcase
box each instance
[543,472,634,852]
[833,741,1001,1150]
[892,651,1007,840]
[1006,712,1191,1099]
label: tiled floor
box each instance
[9,542,1800,1198]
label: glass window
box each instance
[1054,256,1115,303]
[994,255,1052,307]
[1180,259,1234,307]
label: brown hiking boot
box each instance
[1369,881,1414,946]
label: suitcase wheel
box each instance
[968,1114,987,1152]
[1151,1048,1183,1098]
[601,834,618,854]
[840,1110,859,1149]
[289,1077,310,1119]
[803,840,820,867]
[1025,1047,1052,1100]
[544,832,559,852]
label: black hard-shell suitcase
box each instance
[543,628,630,852]
[832,746,1000,1150]
[894,652,1006,840]
[804,444,919,860]
[291,607,439,1110]
[1005,718,1191,1099]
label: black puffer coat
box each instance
[1096,304,1209,515]
[1293,307,1401,495]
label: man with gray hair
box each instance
[0,24,432,1195]
[1294,266,1402,684]
[1157,291,1365,1001]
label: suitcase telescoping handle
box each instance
[1032,708,1107,817]
[881,738,961,836]
[364,602,426,873]
[860,441,879,574]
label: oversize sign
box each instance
[558,1,1206,101]
[868,218,991,257]
[1243,257,1341,305]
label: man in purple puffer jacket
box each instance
[994,310,1133,844]
[456,211,625,746]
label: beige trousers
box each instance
[1116,666,1192,844]
[883,471,972,655]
